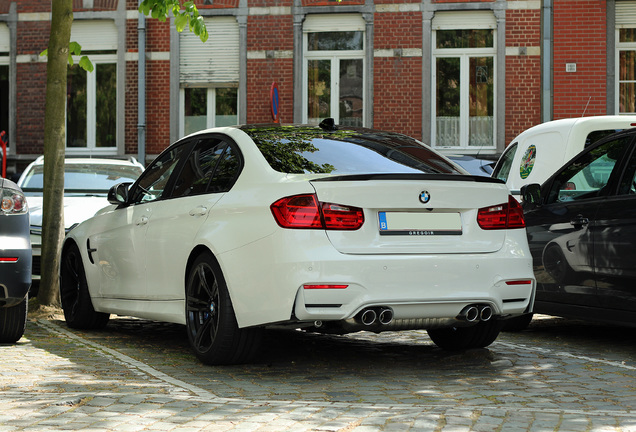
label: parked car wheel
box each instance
[186,252,262,365]
[0,296,27,343]
[60,243,110,329]
[543,244,576,284]
[427,320,503,350]
[501,313,534,332]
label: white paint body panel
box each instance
[498,116,636,195]
[64,126,535,330]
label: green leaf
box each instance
[79,56,94,73]
[174,14,188,33]
[69,41,82,56]
[67,53,74,66]
[40,49,48,57]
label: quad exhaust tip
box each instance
[358,307,394,326]
[458,304,493,322]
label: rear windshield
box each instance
[242,126,462,175]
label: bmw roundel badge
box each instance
[419,191,431,204]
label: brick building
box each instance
[0,0,634,173]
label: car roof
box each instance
[28,155,143,167]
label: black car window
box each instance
[242,126,462,175]
[492,142,517,182]
[546,138,630,204]
[171,138,230,198]
[130,143,188,204]
[585,129,625,147]
[207,145,241,193]
[618,144,636,196]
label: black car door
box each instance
[593,138,636,313]
[524,137,632,312]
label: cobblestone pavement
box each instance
[1,315,635,431]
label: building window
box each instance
[66,61,116,149]
[432,13,496,151]
[179,16,239,138]
[180,87,238,136]
[618,28,636,114]
[303,15,365,127]
[66,20,118,153]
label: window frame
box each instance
[431,27,497,151]
[302,18,366,127]
[178,87,239,138]
[616,28,636,115]
[66,55,118,154]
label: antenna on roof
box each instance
[581,96,592,117]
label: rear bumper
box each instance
[0,243,32,307]
[219,229,535,328]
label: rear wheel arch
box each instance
[184,249,262,364]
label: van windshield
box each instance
[492,142,517,182]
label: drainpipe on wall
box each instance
[138,13,146,166]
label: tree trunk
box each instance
[39,0,73,306]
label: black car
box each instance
[0,178,31,343]
[507,127,636,330]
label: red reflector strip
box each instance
[303,284,349,290]
[0,257,18,263]
[505,280,533,286]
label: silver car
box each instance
[0,177,31,343]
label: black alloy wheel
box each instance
[59,242,110,329]
[185,252,261,365]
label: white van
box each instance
[492,116,636,195]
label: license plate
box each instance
[378,212,462,236]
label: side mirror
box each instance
[108,182,132,205]
[520,183,542,210]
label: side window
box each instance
[585,129,624,148]
[618,145,636,196]
[492,142,517,182]
[130,144,188,204]
[546,138,630,204]
[171,138,229,198]
[208,145,241,193]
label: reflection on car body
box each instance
[60,120,535,365]
[515,127,636,329]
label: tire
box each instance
[501,313,534,332]
[427,320,503,351]
[0,296,27,343]
[186,252,262,365]
[60,242,110,329]
[543,244,576,284]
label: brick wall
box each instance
[374,57,423,140]
[246,59,294,124]
[145,61,172,153]
[247,15,293,51]
[505,8,542,144]
[373,12,423,139]
[16,63,47,153]
[553,0,608,119]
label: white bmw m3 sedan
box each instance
[60,119,535,365]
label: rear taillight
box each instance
[0,257,19,263]
[477,195,525,230]
[1,189,28,215]
[271,194,364,230]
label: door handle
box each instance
[189,206,208,217]
[570,215,589,228]
[135,215,149,226]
